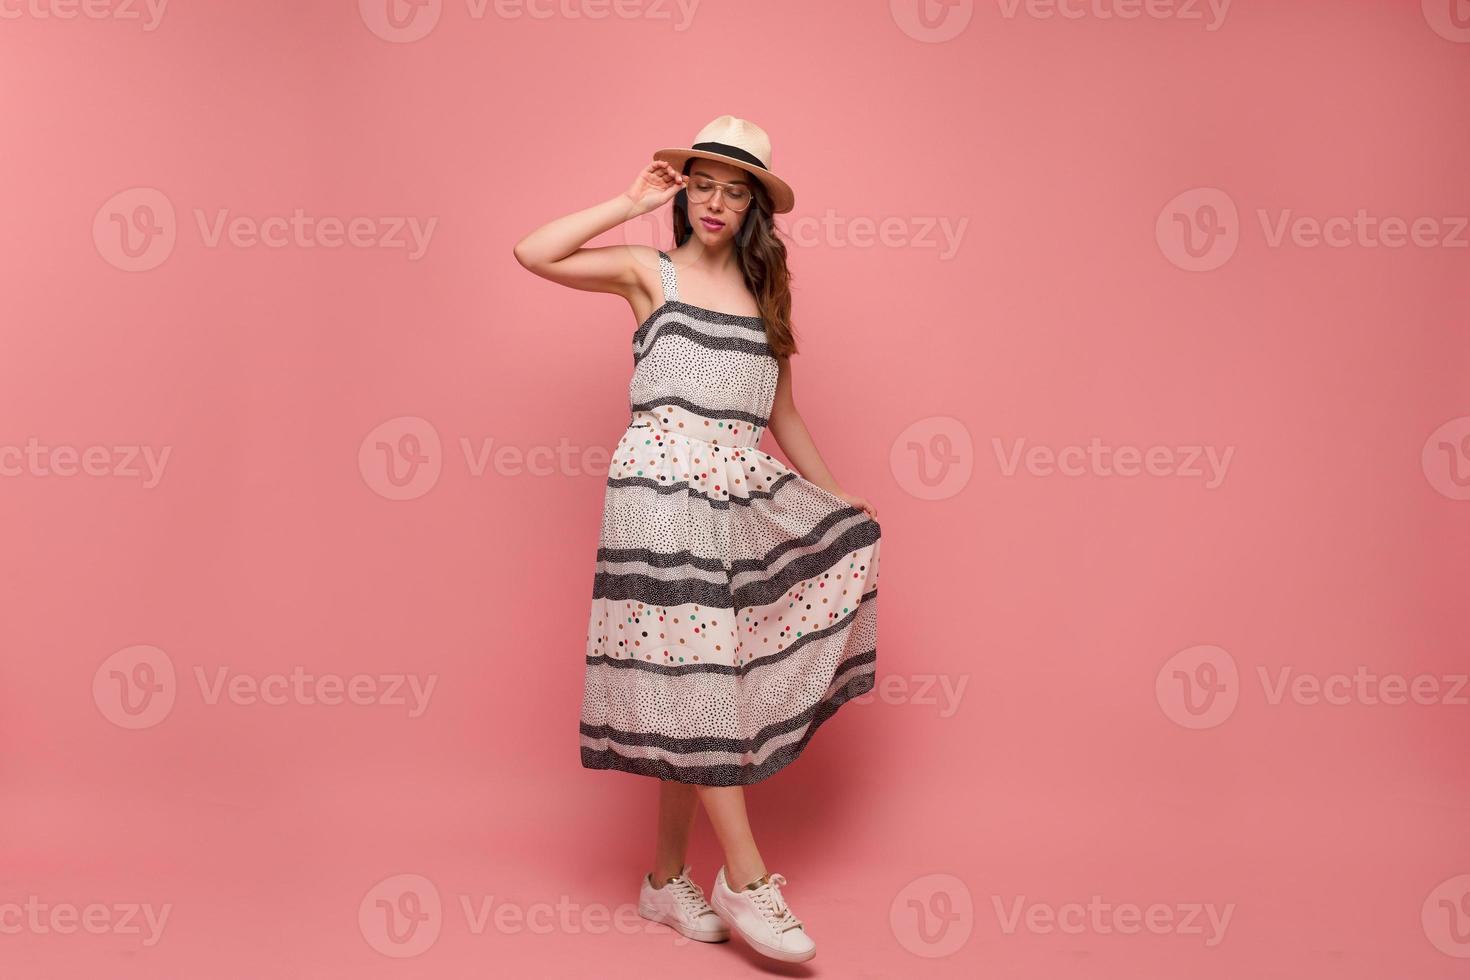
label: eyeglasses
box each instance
[685,175,754,212]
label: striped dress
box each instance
[579,249,881,786]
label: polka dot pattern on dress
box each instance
[579,248,881,787]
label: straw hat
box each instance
[652,115,795,214]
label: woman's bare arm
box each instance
[767,355,879,521]
[511,161,687,302]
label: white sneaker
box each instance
[710,865,816,963]
[638,864,729,943]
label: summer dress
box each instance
[579,249,881,786]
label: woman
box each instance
[513,115,881,964]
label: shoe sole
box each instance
[638,904,730,943]
[710,894,816,963]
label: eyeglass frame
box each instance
[682,172,758,213]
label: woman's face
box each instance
[683,158,757,244]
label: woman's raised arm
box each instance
[512,161,687,300]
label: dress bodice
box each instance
[627,250,778,450]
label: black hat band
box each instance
[690,141,769,171]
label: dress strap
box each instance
[657,250,680,303]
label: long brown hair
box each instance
[671,160,798,358]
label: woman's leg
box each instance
[651,778,700,882]
[694,785,767,889]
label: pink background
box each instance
[2,1,1468,977]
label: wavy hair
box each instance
[671,160,798,358]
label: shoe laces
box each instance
[748,873,804,933]
[666,873,714,917]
